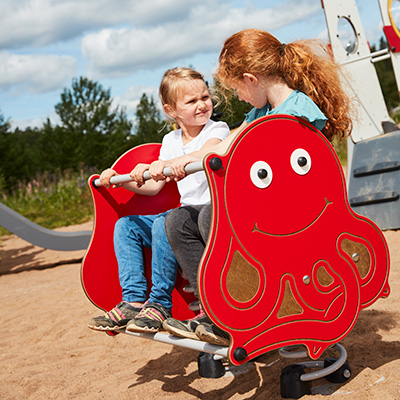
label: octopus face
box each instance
[224,119,343,252]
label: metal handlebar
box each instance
[92,161,204,188]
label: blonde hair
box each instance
[159,67,207,126]
[216,29,354,141]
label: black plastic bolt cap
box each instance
[209,157,223,171]
[233,347,247,362]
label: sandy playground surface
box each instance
[0,220,399,400]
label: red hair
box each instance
[216,29,354,141]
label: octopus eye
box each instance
[250,161,273,188]
[291,148,312,175]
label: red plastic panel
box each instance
[199,115,390,365]
[383,25,400,52]
[81,143,196,320]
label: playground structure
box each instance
[323,0,400,230]
[82,115,390,398]
[0,202,91,251]
[79,1,398,396]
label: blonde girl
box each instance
[87,67,230,333]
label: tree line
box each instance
[0,77,166,192]
[0,75,249,194]
[0,37,398,194]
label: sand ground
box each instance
[0,221,399,399]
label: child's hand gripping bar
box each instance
[92,161,204,188]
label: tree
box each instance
[213,82,252,128]
[133,93,167,145]
[54,77,133,170]
[0,111,11,191]
[39,119,73,173]
[372,37,400,111]
[0,124,44,190]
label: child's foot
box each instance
[87,301,141,331]
[126,303,171,333]
[195,322,230,346]
[163,308,209,340]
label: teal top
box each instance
[245,90,327,131]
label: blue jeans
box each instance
[113,211,178,311]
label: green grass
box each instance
[0,170,94,237]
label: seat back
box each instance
[81,143,197,319]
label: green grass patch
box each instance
[0,170,94,237]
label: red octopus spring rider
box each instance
[81,115,390,398]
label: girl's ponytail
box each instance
[216,29,354,141]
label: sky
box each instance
[0,0,386,130]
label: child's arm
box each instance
[169,137,224,180]
[149,137,224,181]
[209,120,248,157]
[148,122,249,181]
[166,120,249,180]
[98,165,166,196]
[182,120,248,161]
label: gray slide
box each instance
[0,202,91,251]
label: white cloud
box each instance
[82,0,321,78]
[0,0,126,48]
[0,0,322,81]
[112,84,160,118]
[127,0,203,27]
[10,116,48,130]
[0,0,338,126]
[9,108,60,130]
[0,0,202,49]
[0,52,76,94]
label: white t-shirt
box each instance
[159,119,230,206]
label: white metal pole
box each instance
[93,161,204,187]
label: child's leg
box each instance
[164,205,206,298]
[198,203,211,243]
[147,212,179,311]
[114,214,157,304]
[163,204,229,344]
[88,213,167,332]
[129,207,205,335]
[126,211,178,332]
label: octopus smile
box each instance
[252,197,332,237]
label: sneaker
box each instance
[195,322,230,346]
[87,301,141,332]
[163,308,209,340]
[126,302,171,333]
